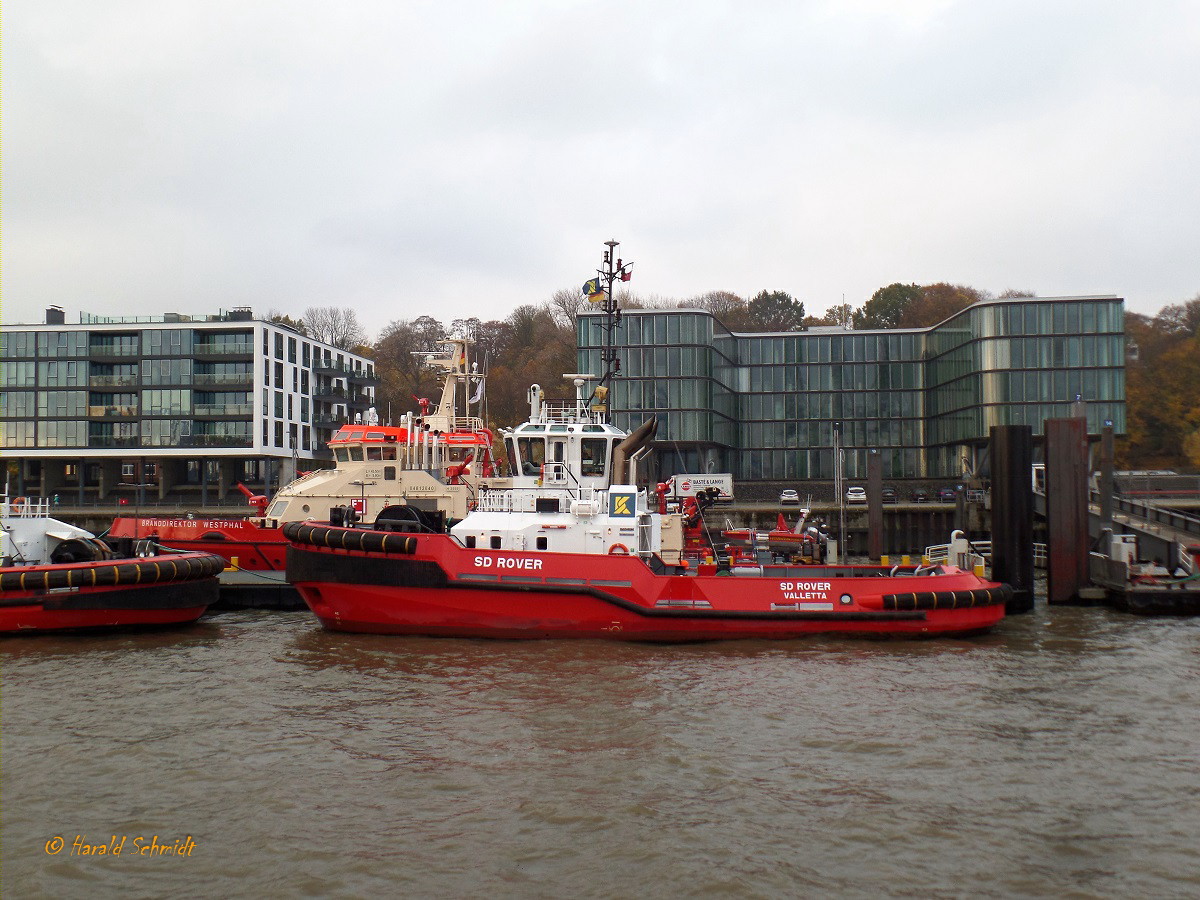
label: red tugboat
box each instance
[107,336,502,603]
[285,375,1009,641]
[285,243,1009,640]
[1,495,223,634]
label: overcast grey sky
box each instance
[3,0,1198,338]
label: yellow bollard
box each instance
[974,562,985,577]
[225,555,239,572]
[922,555,930,565]
[901,554,911,566]
[880,554,889,567]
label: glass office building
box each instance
[578,295,1125,482]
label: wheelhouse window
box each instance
[516,437,545,475]
[581,439,607,477]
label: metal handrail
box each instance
[922,539,1047,569]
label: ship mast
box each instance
[590,239,634,422]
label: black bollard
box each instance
[1045,417,1091,604]
[990,425,1035,614]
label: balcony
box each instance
[180,434,254,448]
[88,344,141,359]
[193,403,253,417]
[88,435,141,448]
[87,404,139,418]
[193,341,254,358]
[89,375,139,387]
[313,414,344,427]
[314,386,348,402]
[193,372,253,387]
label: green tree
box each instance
[744,290,805,331]
[852,283,921,329]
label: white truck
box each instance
[669,474,734,504]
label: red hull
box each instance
[286,526,1008,641]
[109,517,287,571]
[0,552,222,635]
[0,603,211,634]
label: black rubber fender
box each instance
[0,552,227,594]
[282,521,416,555]
[881,584,1013,611]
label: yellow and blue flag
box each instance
[583,278,605,302]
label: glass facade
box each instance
[578,295,1125,480]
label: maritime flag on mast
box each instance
[583,278,605,303]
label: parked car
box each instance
[779,489,800,505]
[845,486,867,504]
[937,486,958,502]
[909,488,929,503]
[881,486,899,504]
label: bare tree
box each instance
[547,288,592,330]
[303,306,367,350]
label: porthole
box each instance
[839,594,853,605]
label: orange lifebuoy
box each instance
[608,543,630,556]
[10,497,26,513]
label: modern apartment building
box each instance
[0,307,377,503]
[578,294,1126,482]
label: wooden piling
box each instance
[1045,417,1091,605]
[867,452,883,560]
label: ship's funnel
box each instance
[612,417,658,484]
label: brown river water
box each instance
[3,601,1199,898]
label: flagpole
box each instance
[590,239,632,424]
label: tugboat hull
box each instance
[0,552,224,635]
[286,525,1008,641]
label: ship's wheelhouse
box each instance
[505,423,619,487]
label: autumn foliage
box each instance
[1119,298,1200,471]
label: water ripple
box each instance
[4,606,1200,897]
